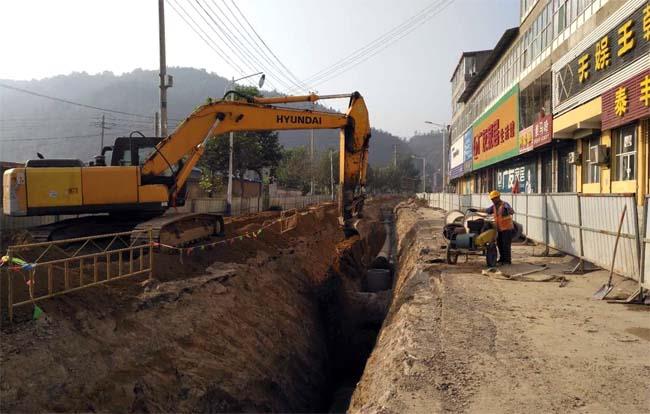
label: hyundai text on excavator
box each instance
[2,92,371,245]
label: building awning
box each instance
[553,97,602,138]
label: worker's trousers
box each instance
[496,229,513,263]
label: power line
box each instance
[0,83,156,119]
[228,0,310,93]
[209,0,305,92]
[203,0,289,91]
[301,0,452,87]
[186,0,259,81]
[189,0,285,91]
[217,0,307,92]
[0,134,99,142]
[289,0,454,92]
[166,0,247,77]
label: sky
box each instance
[0,0,519,138]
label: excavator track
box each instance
[25,213,224,247]
[133,213,225,247]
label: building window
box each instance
[614,123,637,181]
[583,135,600,184]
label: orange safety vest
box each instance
[493,201,514,231]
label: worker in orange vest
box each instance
[469,190,515,265]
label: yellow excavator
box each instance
[2,92,370,245]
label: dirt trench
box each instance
[0,199,397,413]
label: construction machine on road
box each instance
[2,92,371,245]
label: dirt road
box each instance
[350,201,650,414]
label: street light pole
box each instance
[330,149,334,200]
[411,155,426,193]
[425,121,449,193]
[224,72,265,215]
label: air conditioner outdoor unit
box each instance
[567,151,581,165]
[589,145,609,165]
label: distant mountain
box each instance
[0,67,446,177]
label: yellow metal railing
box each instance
[2,228,153,322]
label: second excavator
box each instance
[3,91,371,245]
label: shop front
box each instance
[551,0,650,200]
[601,69,650,204]
[471,85,520,193]
[495,157,538,194]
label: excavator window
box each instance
[111,137,163,167]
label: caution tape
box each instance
[151,216,285,258]
[1,256,43,319]
[0,255,35,271]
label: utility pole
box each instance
[411,155,426,193]
[224,72,265,216]
[310,95,315,195]
[227,76,235,215]
[425,121,450,193]
[444,125,450,193]
[158,0,171,138]
[154,112,160,137]
[100,114,105,151]
[393,144,397,168]
[330,149,334,200]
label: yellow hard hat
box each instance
[489,190,500,200]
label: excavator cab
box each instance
[109,137,162,167]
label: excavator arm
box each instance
[142,92,371,234]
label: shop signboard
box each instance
[449,138,464,179]
[602,69,650,130]
[519,125,534,154]
[555,3,650,105]
[472,85,519,170]
[463,128,473,172]
[533,115,553,147]
[496,159,538,194]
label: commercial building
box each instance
[448,0,649,205]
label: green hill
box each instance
[0,68,442,169]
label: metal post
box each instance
[525,193,529,237]
[442,127,447,193]
[421,158,426,193]
[149,228,154,280]
[310,97,315,195]
[100,114,105,151]
[632,199,642,287]
[226,78,234,216]
[7,248,13,322]
[154,112,160,137]
[330,149,334,201]
[543,193,549,256]
[158,0,169,138]
[575,194,585,272]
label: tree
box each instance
[198,85,283,196]
[366,157,419,193]
[315,148,339,195]
[276,147,310,193]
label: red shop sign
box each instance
[601,69,650,130]
[533,115,552,148]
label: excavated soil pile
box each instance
[1,199,397,413]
